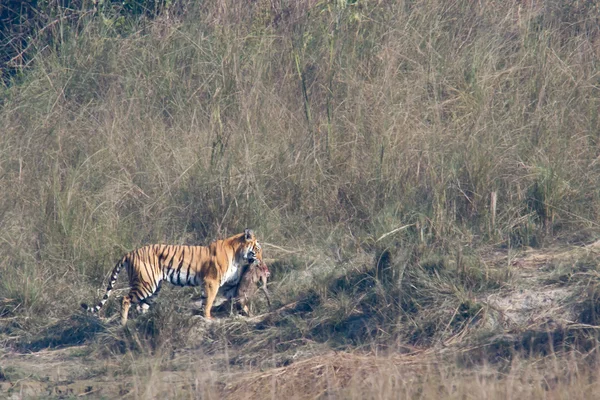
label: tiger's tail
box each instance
[81,256,126,314]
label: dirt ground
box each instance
[2,242,600,399]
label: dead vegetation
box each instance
[2,0,600,398]
[2,243,600,399]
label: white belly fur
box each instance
[220,261,242,287]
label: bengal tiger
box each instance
[81,229,263,325]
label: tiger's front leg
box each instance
[203,279,219,320]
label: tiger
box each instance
[81,229,263,325]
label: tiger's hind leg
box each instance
[135,282,163,314]
[121,295,133,326]
[136,302,151,314]
[122,281,164,325]
[122,294,151,325]
[121,293,146,325]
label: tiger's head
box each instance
[239,228,263,265]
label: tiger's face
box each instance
[240,228,263,265]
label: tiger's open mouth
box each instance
[247,250,257,264]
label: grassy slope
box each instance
[2,0,600,398]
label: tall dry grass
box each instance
[1,0,600,374]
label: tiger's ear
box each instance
[244,228,253,240]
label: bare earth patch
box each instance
[480,241,600,330]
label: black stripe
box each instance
[185,261,193,285]
[164,246,176,270]
[167,247,179,284]
[189,247,196,270]
[138,249,153,295]
[186,247,193,285]
[148,248,158,289]
[159,245,167,263]
[140,251,153,290]
[161,246,171,279]
[134,291,144,302]
[175,247,185,286]
[148,272,158,292]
